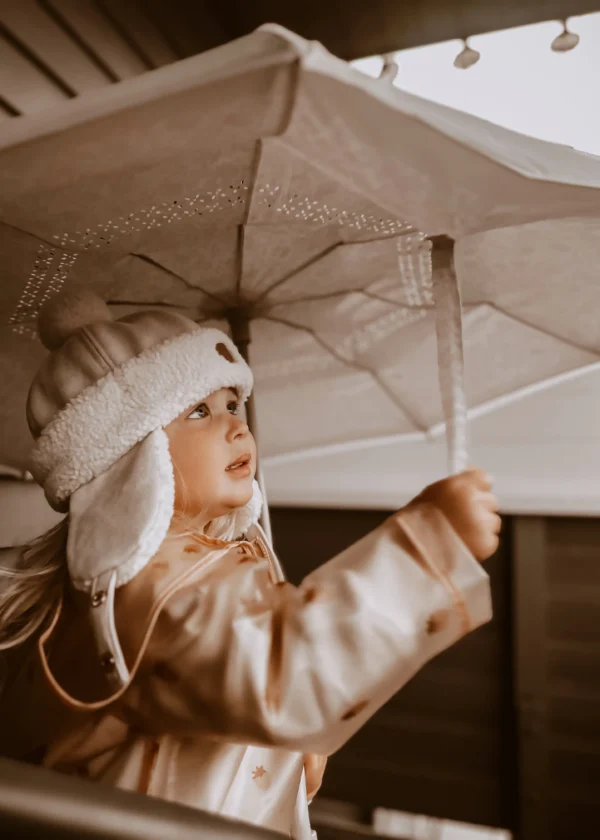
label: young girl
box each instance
[0,291,499,839]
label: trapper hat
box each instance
[27,290,263,688]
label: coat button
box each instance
[100,653,116,671]
[341,700,368,721]
[426,610,449,634]
[91,590,107,607]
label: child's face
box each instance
[165,387,257,521]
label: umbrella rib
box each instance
[266,287,432,310]
[361,289,433,309]
[263,314,429,433]
[0,220,70,252]
[252,243,342,304]
[468,301,600,358]
[129,253,229,305]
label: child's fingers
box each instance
[477,491,499,513]
[489,512,502,534]
[461,467,494,491]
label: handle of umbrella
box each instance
[431,237,468,476]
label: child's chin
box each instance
[224,485,254,510]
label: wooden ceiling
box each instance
[1,0,599,119]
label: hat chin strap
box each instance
[88,569,130,689]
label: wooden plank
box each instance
[0,33,68,115]
[549,694,600,740]
[196,0,600,58]
[512,516,549,840]
[2,0,108,94]
[46,0,147,80]
[141,0,217,59]
[100,0,178,68]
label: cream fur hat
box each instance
[27,291,263,688]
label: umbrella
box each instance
[1,23,600,537]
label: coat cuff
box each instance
[396,501,493,636]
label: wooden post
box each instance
[512,517,549,840]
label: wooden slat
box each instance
[100,0,178,68]
[142,0,218,59]
[548,643,600,697]
[549,798,600,840]
[46,0,148,80]
[512,517,549,840]
[0,33,68,115]
[2,0,108,94]
[548,598,600,644]
[549,694,600,741]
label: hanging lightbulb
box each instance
[379,53,399,83]
[454,39,480,69]
[551,20,580,52]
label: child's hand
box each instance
[304,753,327,801]
[408,468,501,562]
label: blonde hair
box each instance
[0,518,69,652]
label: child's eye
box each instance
[228,401,240,415]
[188,403,208,419]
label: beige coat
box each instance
[1,502,492,839]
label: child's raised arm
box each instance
[115,470,496,757]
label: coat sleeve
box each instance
[119,502,492,756]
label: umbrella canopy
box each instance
[1,23,600,514]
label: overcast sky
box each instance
[352,13,600,156]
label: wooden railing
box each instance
[0,757,284,839]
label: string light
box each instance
[379,53,399,83]
[551,19,580,52]
[453,39,480,69]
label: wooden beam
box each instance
[206,0,600,59]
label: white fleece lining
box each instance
[67,429,177,589]
[29,327,253,509]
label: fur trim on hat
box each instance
[30,327,253,510]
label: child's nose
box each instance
[226,415,249,441]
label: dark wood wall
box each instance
[513,517,600,840]
[271,508,600,840]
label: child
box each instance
[0,291,499,839]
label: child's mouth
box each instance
[226,454,252,477]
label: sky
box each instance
[352,13,600,156]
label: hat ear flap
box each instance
[67,429,175,689]
[67,429,175,591]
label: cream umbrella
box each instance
[1,24,600,538]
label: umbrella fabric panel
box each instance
[457,219,600,354]
[253,369,420,456]
[281,64,600,238]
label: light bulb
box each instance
[380,54,399,83]
[551,21,580,52]
[454,40,480,70]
